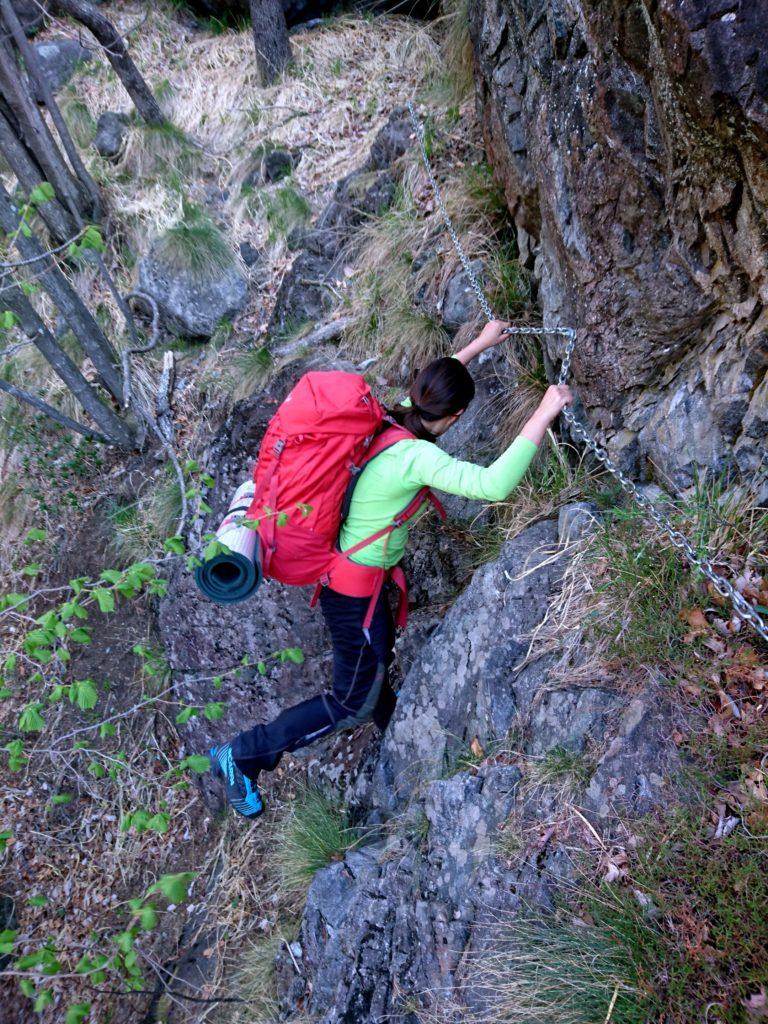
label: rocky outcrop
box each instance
[279,511,686,1022]
[470,0,768,494]
[268,108,414,334]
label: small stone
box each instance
[93,111,129,161]
[239,241,262,268]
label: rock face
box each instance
[31,37,93,96]
[469,0,768,493]
[280,511,685,1022]
[138,240,248,339]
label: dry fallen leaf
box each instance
[470,737,484,759]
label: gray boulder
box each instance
[93,111,129,161]
[138,238,247,339]
[31,37,92,96]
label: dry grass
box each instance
[342,156,531,374]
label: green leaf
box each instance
[137,903,157,930]
[282,647,305,665]
[200,473,215,488]
[28,182,55,205]
[198,500,212,514]
[69,627,91,644]
[0,687,13,699]
[184,459,199,473]
[175,705,196,724]
[99,722,116,738]
[48,684,65,704]
[80,225,105,252]
[49,794,73,807]
[21,562,40,577]
[6,739,27,771]
[19,220,32,238]
[34,989,54,1012]
[69,679,98,711]
[19,978,35,998]
[147,812,170,833]
[4,653,17,673]
[87,761,106,779]
[277,512,289,527]
[92,588,115,614]
[180,754,210,774]
[150,871,196,904]
[203,701,224,721]
[0,309,19,330]
[25,527,47,543]
[19,704,45,732]
[0,831,12,853]
[99,570,122,584]
[28,894,48,906]
[163,535,185,554]
[0,928,16,954]
[257,660,267,675]
[212,675,223,689]
[65,1003,91,1024]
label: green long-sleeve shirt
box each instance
[339,434,538,568]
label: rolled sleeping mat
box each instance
[195,480,262,604]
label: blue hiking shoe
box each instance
[209,743,263,819]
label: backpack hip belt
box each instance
[310,488,446,630]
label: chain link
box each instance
[406,101,768,644]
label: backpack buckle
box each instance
[273,439,286,457]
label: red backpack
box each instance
[246,370,445,628]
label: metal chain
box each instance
[406,101,768,644]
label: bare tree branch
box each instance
[0,375,110,441]
[51,0,166,125]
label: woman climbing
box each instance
[209,319,572,817]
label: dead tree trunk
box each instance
[2,282,135,446]
[1,0,102,218]
[0,184,122,399]
[51,0,166,125]
[0,377,112,443]
[249,0,291,86]
[0,36,90,225]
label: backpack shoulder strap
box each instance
[339,424,415,524]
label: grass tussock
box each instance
[524,744,595,793]
[259,183,313,245]
[458,895,666,1024]
[277,785,364,907]
[439,0,473,104]
[152,203,237,280]
[107,471,182,563]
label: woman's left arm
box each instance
[453,320,510,365]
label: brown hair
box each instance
[388,357,476,442]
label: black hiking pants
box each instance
[230,586,397,780]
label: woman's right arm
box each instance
[398,384,573,502]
